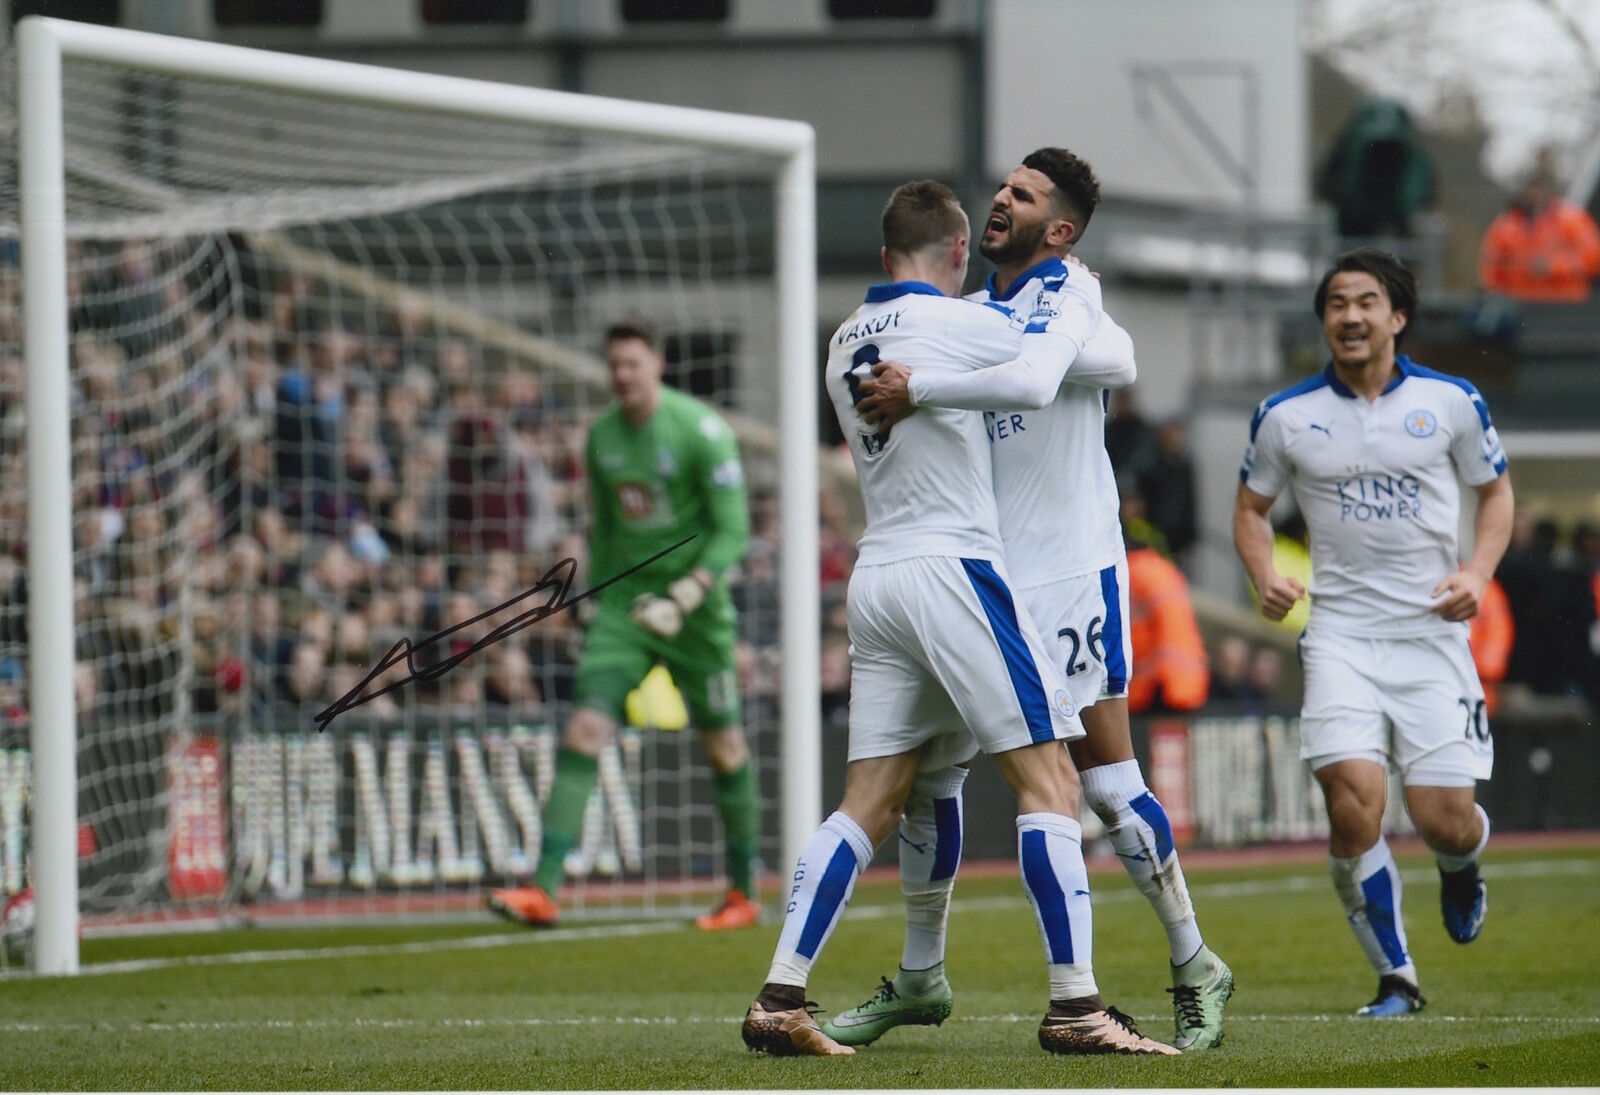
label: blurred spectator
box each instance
[818,488,856,587]
[1578,522,1600,699]
[1124,530,1209,714]
[1246,647,1283,704]
[733,539,779,647]
[1497,510,1598,701]
[1105,388,1157,485]
[1469,576,1514,717]
[485,643,541,715]
[1117,479,1169,560]
[274,333,343,534]
[249,592,291,701]
[446,390,529,555]
[1208,635,1258,703]
[1479,162,1600,303]
[1578,521,1600,629]
[282,642,326,706]
[819,629,851,738]
[1138,418,1199,566]
[1315,97,1436,239]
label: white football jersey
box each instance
[825,281,1036,567]
[966,258,1127,588]
[1240,355,1509,637]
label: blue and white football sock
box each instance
[897,766,968,974]
[1330,837,1417,984]
[1081,759,1204,965]
[765,811,875,988]
[1017,812,1098,1000]
[1433,804,1490,872]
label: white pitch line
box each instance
[0,920,688,981]
[1,1013,1595,1035]
[1,857,1592,982]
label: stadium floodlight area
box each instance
[4,17,817,975]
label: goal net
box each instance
[2,21,816,964]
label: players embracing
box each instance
[839,149,1232,1053]
[742,178,1177,1058]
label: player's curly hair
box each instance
[1313,248,1419,338]
[881,180,968,258]
[1021,147,1100,239]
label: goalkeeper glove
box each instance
[666,572,710,616]
[629,571,712,640]
[630,593,683,639]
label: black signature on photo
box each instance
[313,535,695,730]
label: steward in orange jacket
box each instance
[1125,543,1209,713]
[1468,577,1514,717]
[1479,172,1600,302]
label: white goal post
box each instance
[15,16,818,976]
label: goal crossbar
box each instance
[16,15,818,976]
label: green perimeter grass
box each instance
[1,847,1596,1089]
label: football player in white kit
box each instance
[1234,248,1513,1017]
[741,180,1175,1058]
[833,148,1232,1053]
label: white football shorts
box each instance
[1020,557,1133,714]
[1298,625,1493,786]
[846,555,1082,771]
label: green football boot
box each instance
[821,968,954,1047]
[1167,944,1233,1051]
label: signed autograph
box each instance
[313,535,695,731]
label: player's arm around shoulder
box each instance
[1065,311,1136,390]
[867,295,1088,417]
[852,295,999,427]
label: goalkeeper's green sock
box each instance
[714,760,760,895]
[533,748,600,896]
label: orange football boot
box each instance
[487,885,560,926]
[695,889,760,931]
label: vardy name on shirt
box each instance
[836,309,905,345]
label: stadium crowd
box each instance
[0,243,805,739]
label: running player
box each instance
[836,148,1232,1052]
[741,179,1175,1058]
[1234,248,1511,1016]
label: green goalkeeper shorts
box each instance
[575,603,741,730]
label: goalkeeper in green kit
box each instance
[488,320,760,930]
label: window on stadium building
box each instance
[213,0,323,27]
[828,0,936,18]
[10,0,120,25]
[620,0,729,23]
[421,0,529,25]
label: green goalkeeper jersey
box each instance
[585,386,749,611]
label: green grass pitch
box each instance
[2,846,1596,1089]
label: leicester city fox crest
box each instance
[1404,409,1437,438]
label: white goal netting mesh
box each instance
[0,52,790,929]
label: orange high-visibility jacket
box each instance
[1479,199,1600,302]
[1125,546,1209,713]
[1469,577,1514,716]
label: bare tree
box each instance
[1306,0,1600,184]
